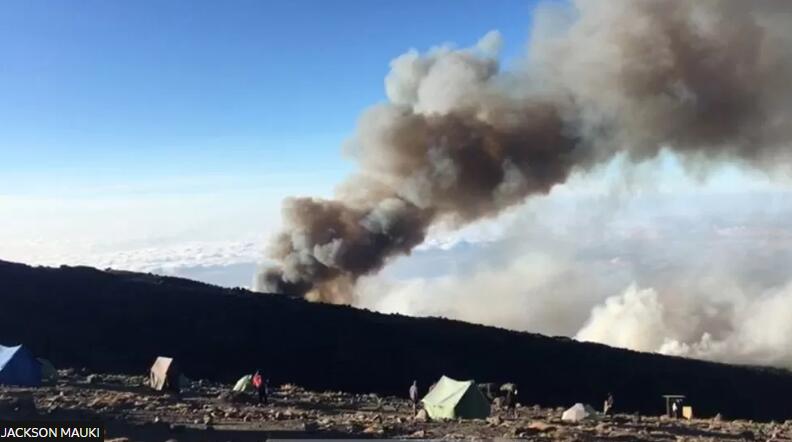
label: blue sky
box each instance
[0,0,548,277]
[0,0,539,196]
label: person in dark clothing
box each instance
[604,393,615,415]
[501,383,518,418]
[409,380,419,415]
[253,370,267,405]
[505,390,516,417]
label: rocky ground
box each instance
[1,371,791,441]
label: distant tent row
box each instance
[0,344,57,387]
[1,345,184,392]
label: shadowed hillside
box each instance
[1,260,791,421]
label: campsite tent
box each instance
[233,374,254,392]
[0,345,41,387]
[149,356,180,392]
[421,375,490,420]
[562,403,598,422]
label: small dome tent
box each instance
[421,375,490,420]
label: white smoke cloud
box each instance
[576,285,671,353]
[355,153,792,368]
[578,282,792,369]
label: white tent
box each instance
[562,403,598,422]
[149,356,180,391]
[233,374,254,392]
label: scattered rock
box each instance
[0,392,37,416]
[527,421,555,432]
[86,374,98,384]
[363,425,384,435]
[217,391,250,404]
[3,373,781,441]
[486,416,502,426]
[739,430,755,440]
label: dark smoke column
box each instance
[257,1,792,303]
[257,196,432,302]
[255,31,580,303]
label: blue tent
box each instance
[0,345,42,386]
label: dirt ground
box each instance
[1,371,790,441]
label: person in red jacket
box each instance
[252,370,267,405]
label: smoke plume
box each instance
[353,177,792,368]
[256,0,792,303]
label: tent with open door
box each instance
[421,375,490,420]
[0,345,41,387]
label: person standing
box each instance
[409,380,419,415]
[604,393,614,415]
[253,370,267,405]
[505,388,518,418]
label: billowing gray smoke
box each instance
[256,0,792,303]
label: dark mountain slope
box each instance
[1,260,790,420]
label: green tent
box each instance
[233,374,254,392]
[421,375,490,420]
[37,358,57,384]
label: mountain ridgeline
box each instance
[1,260,790,421]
